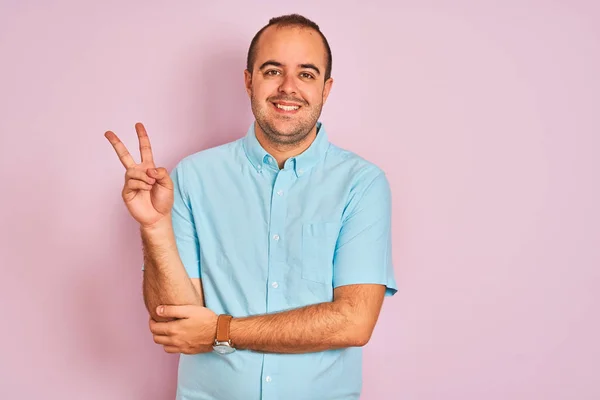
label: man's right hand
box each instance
[105,122,174,228]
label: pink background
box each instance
[1,1,599,399]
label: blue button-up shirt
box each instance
[169,121,397,400]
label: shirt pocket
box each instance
[301,222,339,284]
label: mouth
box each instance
[271,101,302,114]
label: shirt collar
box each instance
[242,121,330,177]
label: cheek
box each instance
[253,80,278,99]
[297,82,324,101]
[301,89,320,105]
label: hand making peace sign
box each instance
[105,123,174,228]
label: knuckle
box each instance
[124,168,136,179]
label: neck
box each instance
[254,122,317,169]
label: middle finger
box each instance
[153,335,173,346]
[135,123,155,165]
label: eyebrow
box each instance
[258,60,321,76]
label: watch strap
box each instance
[215,314,233,343]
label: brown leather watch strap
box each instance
[215,314,233,343]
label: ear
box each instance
[322,77,334,104]
[244,69,253,98]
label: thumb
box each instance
[148,167,173,189]
[157,305,194,319]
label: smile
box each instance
[272,102,302,113]
[277,104,299,111]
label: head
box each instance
[244,14,334,146]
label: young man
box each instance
[105,14,397,400]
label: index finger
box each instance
[104,130,136,169]
[135,122,154,165]
[149,319,172,336]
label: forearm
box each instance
[141,217,201,322]
[229,300,366,354]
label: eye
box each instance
[300,72,315,79]
[265,70,281,76]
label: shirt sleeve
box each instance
[332,171,398,296]
[141,162,201,278]
[170,161,202,279]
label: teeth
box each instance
[276,104,299,111]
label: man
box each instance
[105,14,397,400]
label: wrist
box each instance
[229,317,243,349]
[140,215,173,235]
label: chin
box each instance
[260,122,300,143]
[265,117,293,131]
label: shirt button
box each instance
[265,376,272,383]
[271,282,279,289]
[298,169,304,175]
[276,190,284,196]
[272,234,280,241]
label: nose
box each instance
[278,73,298,95]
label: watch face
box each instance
[213,345,235,355]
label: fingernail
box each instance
[157,306,163,315]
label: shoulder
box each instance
[172,138,243,176]
[325,144,392,222]
[325,142,389,188]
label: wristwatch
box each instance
[213,314,235,355]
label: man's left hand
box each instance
[149,305,218,354]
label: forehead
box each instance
[254,25,327,69]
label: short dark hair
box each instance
[246,14,333,81]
